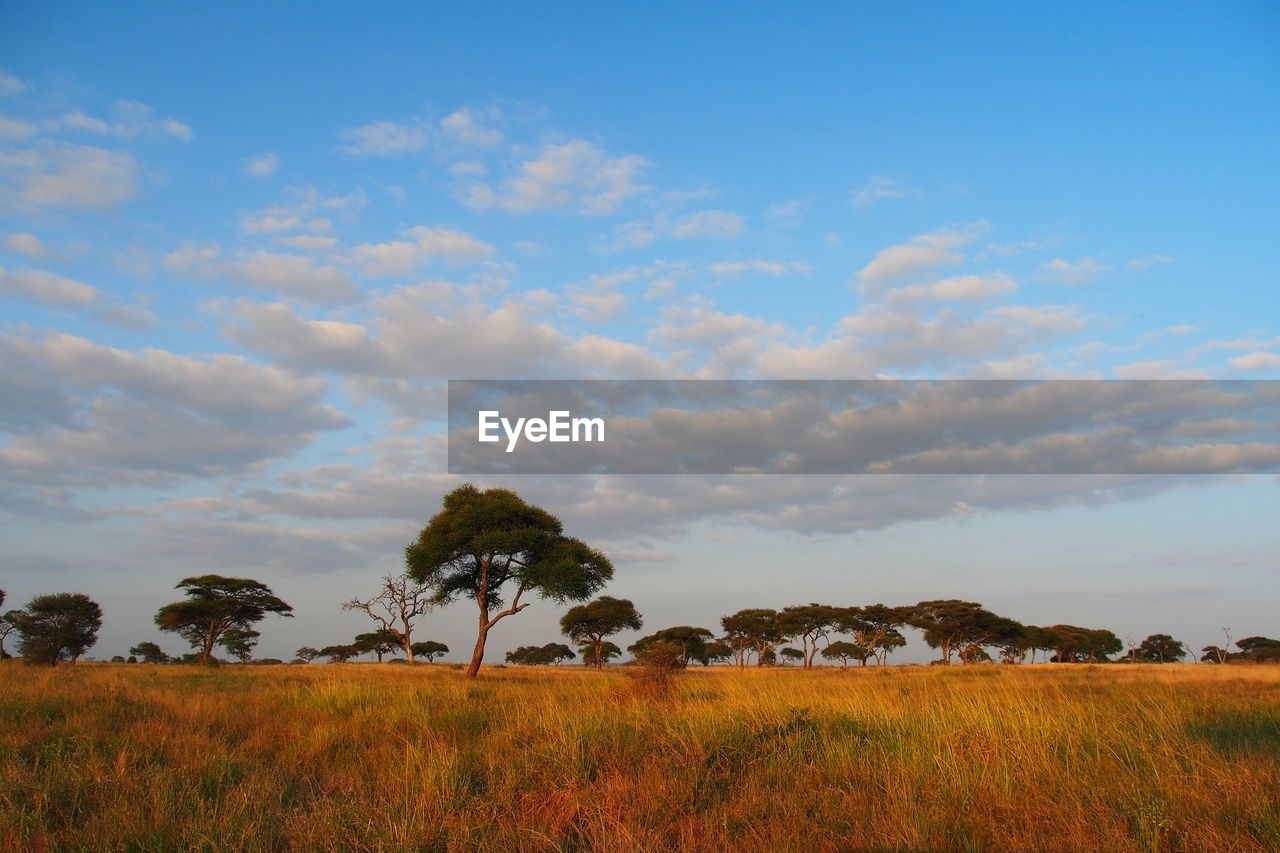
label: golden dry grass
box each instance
[2,660,1278,852]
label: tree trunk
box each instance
[466,619,489,678]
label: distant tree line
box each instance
[1,484,1274,673]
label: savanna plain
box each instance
[3,661,1279,853]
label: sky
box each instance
[1,2,1278,664]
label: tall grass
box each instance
[2,661,1278,852]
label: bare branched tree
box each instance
[343,574,433,663]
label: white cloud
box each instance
[709,259,812,278]
[0,115,37,141]
[851,175,918,210]
[273,235,338,252]
[858,224,985,283]
[1228,351,1280,371]
[0,330,349,484]
[0,71,30,96]
[1127,254,1172,269]
[92,302,158,331]
[463,139,649,214]
[339,120,430,155]
[439,106,503,147]
[229,252,359,301]
[0,266,98,307]
[670,209,746,240]
[243,151,279,178]
[885,273,1017,303]
[46,100,192,141]
[240,210,331,234]
[1038,257,1108,285]
[0,141,139,210]
[2,231,48,259]
[348,225,495,276]
[163,245,359,302]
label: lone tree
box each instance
[410,640,449,662]
[155,575,292,664]
[129,641,169,664]
[405,485,613,679]
[342,574,434,663]
[11,593,103,666]
[561,596,643,668]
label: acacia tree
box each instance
[11,593,103,666]
[1044,625,1123,662]
[907,600,1016,665]
[578,640,621,665]
[155,575,292,664]
[721,608,785,667]
[410,640,449,662]
[405,485,613,679]
[353,630,401,662]
[560,596,643,668]
[837,604,911,666]
[0,611,19,660]
[219,628,260,663]
[129,641,169,663]
[821,640,864,668]
[779,604,842,669]
[629,626,714,667]
[342,574,433,663]
[505,643,575,665]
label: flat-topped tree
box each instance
[406,484,613,679]
[561,596,643,668]
[155,575,292,664]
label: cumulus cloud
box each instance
[669,209,746,239]
[709,259,812,278]
[340,119,430,155]
[1038,257,1108,285]
[347,225,495,276]
[0,141,139,210]
[2,231,48,259]
[463,139,649,214]
[242,151,279,178]
[0,116,37,141]
[858,224,985,284]
[1228,351,1280,371]
[885,273,1017,303]
[0,331,350,488]
[0,265,98,307]
[162,245,359,302]
[0,70,30,96]
[44,100,192,141]
[439,106,503,147]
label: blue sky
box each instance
[1,2,1277,662]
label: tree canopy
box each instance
[155,575,292,664]
[405,484,612,678]
[560,596,643,668]
[11,593,103,666]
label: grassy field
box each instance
[2,661,1278,853]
